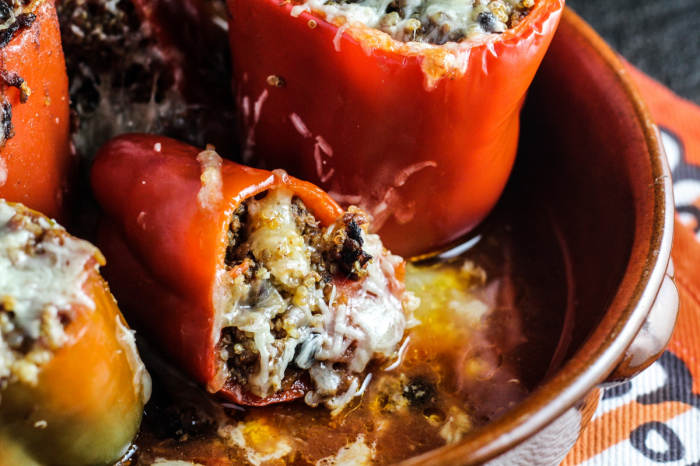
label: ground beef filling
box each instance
[219,194,374,394]
[295,0,533,44]
[58,0,172,112]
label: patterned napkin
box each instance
[562,66,700,465]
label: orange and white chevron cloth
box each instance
[562,66,700,465]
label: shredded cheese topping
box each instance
[0,202,98,339]
[197,145,224,212]
[292,0,533,44]
[0,200,99,388]
[216,189,418,412]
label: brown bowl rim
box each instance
[396,8,675,466]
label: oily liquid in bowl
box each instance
[124,188,572,465]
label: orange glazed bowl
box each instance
[52,7,677,465]
[399,8,678,465]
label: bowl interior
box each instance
[405,8,670,464]
[517,8,662,383]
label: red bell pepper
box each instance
[92,134,414,407]
[226,0,564,257]
[0,202,150,465]
[91,134,334,405]
[0,1,73,222]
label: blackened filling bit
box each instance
[0,97,13,147]
[328,217,373,280]
[0,0,42,147]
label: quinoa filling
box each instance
[0,200,100,392]
[292,0,533,44]
[216,189,416,411]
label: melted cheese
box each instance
[439,406,473,444]
[317,234,409,372]
[219,189,323,396]
[196,146,224,212]
[316,435,375,465]
[0,201,102,388]
[217,190,419,411]
[72,79,190,161]
[246,189,311,289]
[292,0,530,44]
[0,201,98,340]
[114,315,153,404]
[218,420,292,466]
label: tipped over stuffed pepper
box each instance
[227,0,564,257]
[0,200,151,465]
[0,0,73,221]
[92,134,418,411]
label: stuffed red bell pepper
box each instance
[0,0,73,222]
[227,0,564,257]
[0,201,150,465]
[92,134,418,411]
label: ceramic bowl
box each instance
[400,8,678,465]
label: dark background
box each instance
[566,0,700,104]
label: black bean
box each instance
[477,11,500,34]
[293,333,322,370]
[403,376,436,408]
